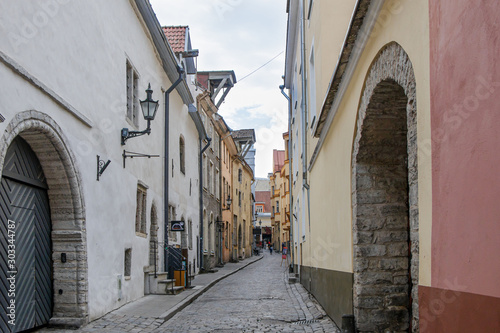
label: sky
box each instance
[149,0,289,178]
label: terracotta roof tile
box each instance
[162,26,187,53]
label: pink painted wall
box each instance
[430,0,500,297]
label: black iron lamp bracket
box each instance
[97,155,111,181]
[121,121,151,145]
[122,150,160,168]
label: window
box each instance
[222,177,226,202]
[276,201,279,213]
[179,136,185,174]
[238,169,242,183]
[209,161,214,194]
[136,184,147,234]
[239,191,241,207]
[124,248,132,278]
[309,44,316,128]
[215,168,220,199]
[256,205,264,213]
[243,220,246,246]
[126,60,139,127]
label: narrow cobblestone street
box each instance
[37,253,339,333]
[158,253,338,333]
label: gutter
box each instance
[164,65,184,275]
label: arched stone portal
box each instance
[0,110,88,327]
[352,43,419,332]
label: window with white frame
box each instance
[126,60,139,127]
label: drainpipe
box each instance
[280,84,294,272]
[164,65,184,275]
[300,0,312,289]
[199,137,211,270]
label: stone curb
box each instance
[158,255,264,322]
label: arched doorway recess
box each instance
[0,111,88,328]
[352,43,419,332]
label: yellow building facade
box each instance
[284,0,431,330]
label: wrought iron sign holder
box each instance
[122,150,159,168]
[97,155,111,181]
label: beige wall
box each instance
[232,158,253,258]
[300,0,431,284]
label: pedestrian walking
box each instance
[270,245,273,255]
[281,247,288,266]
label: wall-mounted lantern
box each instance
[121,83,159,145]
[222,195,232,211]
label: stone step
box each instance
[166,286,185,295]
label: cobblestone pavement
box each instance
[37,253,339,332]
[158,253,339,333]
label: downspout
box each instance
[300,0,312,289]
[199,137,211,270]
[280,84,294,272]
[164,65,184,275]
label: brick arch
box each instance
[0,110,88,327]
[352,42,418,332]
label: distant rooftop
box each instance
[232,129,255,140]
[273,149,285,173]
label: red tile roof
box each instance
[273,149,285,174]
[162,26,187,53]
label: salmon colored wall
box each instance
[430,0,500,297]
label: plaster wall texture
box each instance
[0,0,200,320]
[232,159,253,258]
[220,139,232,263]
[429,0,500,297]
[302,0,431,282]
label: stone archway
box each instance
[0,110,88,327]
[352,43,418,332]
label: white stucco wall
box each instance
[0,0,200,320]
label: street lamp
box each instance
[222,195,232,211]
[121,84,159,145]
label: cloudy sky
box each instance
[149,0,289,178]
